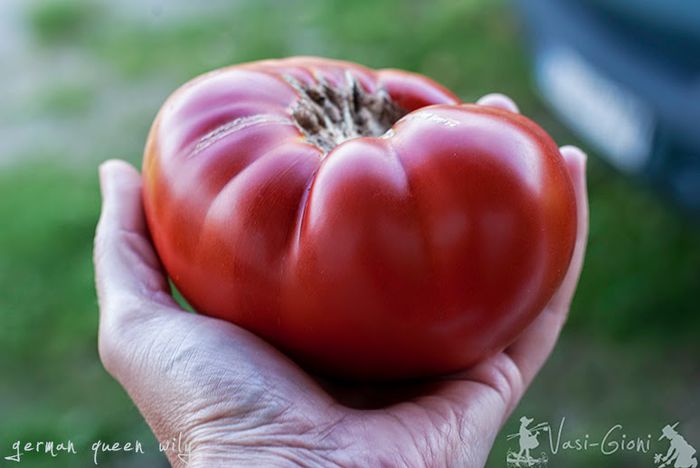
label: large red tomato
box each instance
[143,57,577,379]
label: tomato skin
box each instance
[143,57,577,379]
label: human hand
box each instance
[93,94,588,467]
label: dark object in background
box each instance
[515,0,700,215]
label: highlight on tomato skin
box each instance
[142,56,577,380]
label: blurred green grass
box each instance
[27,0,99,44]
[1,0,698,466]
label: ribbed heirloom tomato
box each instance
[143,57,577,379]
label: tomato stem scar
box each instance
[285,72,406,154]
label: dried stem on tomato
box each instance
[287,72,406,153]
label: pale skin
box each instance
[94,94,589,467]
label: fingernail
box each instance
[476,93,519,113]
[561,145,587,167]
[98,163,108,187]
[98,161,117,197]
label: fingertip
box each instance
[99,160,141,199]
[100,159,139,184]
[559,145,587,171]
[476,93,519,113]
[559,146,588,189]
[97,159,145,235]
[560,146,589,259]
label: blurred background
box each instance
[0,0,698,466]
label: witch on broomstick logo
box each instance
[505,416,550,467]
[505,417,697,467]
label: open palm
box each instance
[94,95,588,467]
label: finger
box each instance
[94,159,174,313]
[98,159,145,233]
[546,146,589,312]
[506,146,589,388]
[476,93,520,113]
